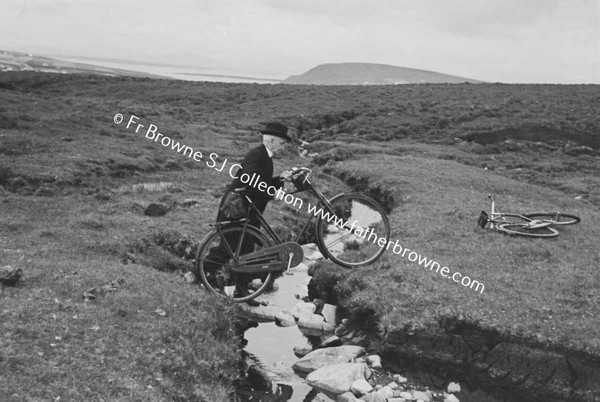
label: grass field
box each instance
[1,72,599,400]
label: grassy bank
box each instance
[1,72,599,399]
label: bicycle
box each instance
[477,194,580,238]
[195,167,391,302]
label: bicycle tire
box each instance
[195,225,275,303]
[523,212,580,225]
[316,193,390,267]
[496,222,559,238]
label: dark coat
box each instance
[216,144,282,224]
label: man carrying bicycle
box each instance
[195,122,295,303]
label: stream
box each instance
[236,246,506,402]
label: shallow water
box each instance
[240,257,505,402]
[243,263,334,401]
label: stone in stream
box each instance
[291,301,316,319]
[447,382,461,393]
[350,378,373,395]
[322,335,342,347]
[293,341,313,358]
[444,394,460,402]
[274,310,296,327]
[292,345,366,373]
[377,386,394,399]
[412,389,433,401]
[306,362,368,395]
[239,304,279,322]
[337,391,361,402]
[360,391,387,402]
[297,313,325,331]
[321,303,337,324]
[366,355,382,369]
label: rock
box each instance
[397,391,414,400]
[144,203,168,217]
[338,391,360,402]
[444,394,460,402]
[297,313,325,330]
[351,379,373,395]
[393,374,408,383]
[239,305,279,322]
[322,322,336,332]
[447,382,461,393]
[377,386,394,399]
[322,335,342,347]
[291,301,316,319]
[293,341,313,358]
[306,362,368,395]
[388,398,407,402]
[412,390,432,402]
[275,310,297,327]
[0,266,22,286]
[181,198,200,208]
[292,345,366,373]
[387,381,399,389]
[366,355,382,369]
[360,391,387,402]
[321,303,337,324]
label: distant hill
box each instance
[284,62,482,85]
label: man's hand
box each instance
[280,169,294,181]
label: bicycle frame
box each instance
[484,195,550,230]
[212,172,338,263]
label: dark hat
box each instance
[260,122,292,142]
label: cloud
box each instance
[0,0,598,82]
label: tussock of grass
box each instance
[316,154,600,355]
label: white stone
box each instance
[337,391,360,402]
[377,385,394,399]
[306,363,367,395]
[292,345,366,373]
[393,374,408,383]
[291,302,316,319]
[275,310,296,327]
[297,313,325,330]
[444,394,460,402]
[411,390,431,402]
[447,382,461,393]
[398,391,414,400]
[387,381,399,389]
[388,398,408,402]
[366,355,382,369]
[321,303,337,324]
[350,378,373,395]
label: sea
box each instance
[53,57,287,84]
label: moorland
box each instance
[1,71,599,401]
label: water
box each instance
[241,260,334,402]
[52,57,286,83]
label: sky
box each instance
[2,0,599,83]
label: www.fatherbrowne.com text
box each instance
[113,113,485,294]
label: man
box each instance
[217,121,293,226]
[199,122,294,303]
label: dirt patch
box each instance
[461,125,600,150]
[381,318,600,402]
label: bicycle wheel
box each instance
[316,193,390,267]
[196,225,274,303]
[523,212,580,225]
[496,222,559,238]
